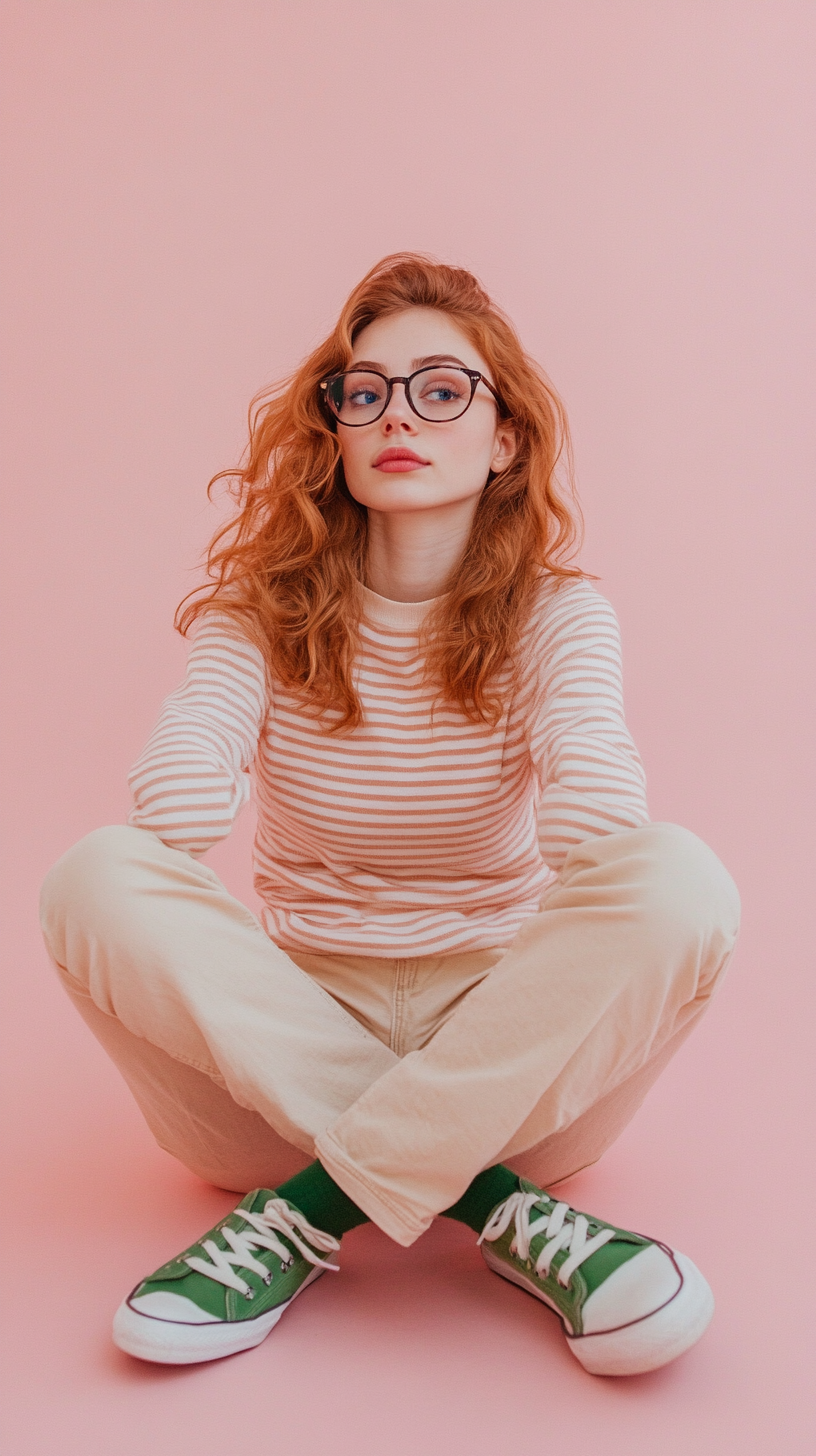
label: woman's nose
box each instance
[381,382,417,430]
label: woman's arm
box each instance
[127,619,268,855]
[526,581,649,872]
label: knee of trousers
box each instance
[617,821,741,951]
[39,825,163,976]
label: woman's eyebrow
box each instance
[412,354,468,369]
[346,355,472,372]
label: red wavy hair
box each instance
[177,252,583,729]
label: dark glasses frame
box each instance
[319,365,503,426]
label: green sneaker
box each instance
[478,1180,714,1376]
[113,1190,340,1364]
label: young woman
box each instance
[40,254,740,1377]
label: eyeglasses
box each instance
[320,365,502,427]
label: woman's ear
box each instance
[490,423,517,474]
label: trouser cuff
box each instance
[314,1132,433,1247]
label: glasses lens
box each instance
[327,372,388,424]
[409,367,473,421]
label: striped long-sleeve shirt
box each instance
[127,576,649,955]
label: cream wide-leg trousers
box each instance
[40,822,739,1246]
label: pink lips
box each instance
[372,448,430,472]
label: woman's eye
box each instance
[422,379,466,402]
[349,389,381,407]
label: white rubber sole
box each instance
[113,1264,326,1365]
[482,1247,714,1377]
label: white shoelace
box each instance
[183,1198,341,1299]
[478,1190,616,1288]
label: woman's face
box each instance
[336,307,515,517]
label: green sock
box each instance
[276,1161,370,1240]
[277,1159,520,1242]
[440,1164,521,1234]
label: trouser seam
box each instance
[391,959,419,1057]
[390,959,404,1053]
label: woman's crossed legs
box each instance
[40,823,739,1373]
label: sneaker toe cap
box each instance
[128,1290,219,1325]
[581,1244,683,1335]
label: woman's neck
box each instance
[363,497,480,603]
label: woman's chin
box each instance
[347,480,485,516]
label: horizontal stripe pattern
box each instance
[128,577,648,954]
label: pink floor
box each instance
[2,3,815,1453]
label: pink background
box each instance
[1,2,814,1452]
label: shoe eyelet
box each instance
[263,1273,273,1285]
[244,1288,255,1300]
